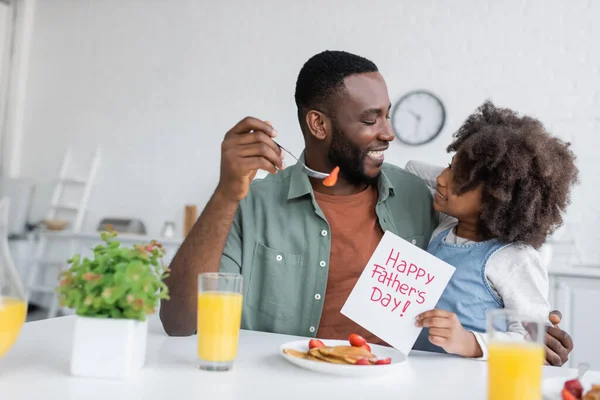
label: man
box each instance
[160,50,573,365]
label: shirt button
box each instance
[411,239,417,245]
[314,294,321,300]
[321,230,328,237]
[319,261,326,267]
[276,255,283,261]
[309,326,316,333]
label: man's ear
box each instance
[305,110,329,141]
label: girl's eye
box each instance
[362,121,376,126]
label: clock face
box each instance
[391,90,446,146]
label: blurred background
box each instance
[0,0,598,368]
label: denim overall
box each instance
[412,227,509,353]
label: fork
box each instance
[577,362,590,382]
[273,141,330,179]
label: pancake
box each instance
[317,345,377,364]
[283,348,308,359]
[308,347,351,364]
[283,340,381,366]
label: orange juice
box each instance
[488,342,544,400]
[197,292,243,362]
[0,296,27,358]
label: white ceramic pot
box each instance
[70,316,148,379]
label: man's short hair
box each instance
[294,50,378,131]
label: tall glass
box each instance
[487,309,546,400]
[0,198,28,359]
[196,272,243,371]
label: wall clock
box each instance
[391,90,446,146]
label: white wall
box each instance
[2,0,34,178]
[0,0,10,172]
[17,0,600,262]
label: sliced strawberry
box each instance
[361,343,371,352]
[561,388,577,400]
[564,379,583,398]
[355,358,370,365]
[550,314,561,325]
[374,357,392,365]
[323,166,340,187]
[348,333,366,347]
[308,339,325,349]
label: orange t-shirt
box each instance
[314,185,385,345]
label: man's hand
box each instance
[160,117,283,336]
[545,310,574,366]
[217,117,284,202]
[415,309,482,357]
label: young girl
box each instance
[406,101,579,359]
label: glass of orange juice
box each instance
[197,272,243,371]
[487,309,546,400]
[0,198,28,359]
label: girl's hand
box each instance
[415,309,483,357]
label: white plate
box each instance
[278,339,408,377]
[542,372,600,400]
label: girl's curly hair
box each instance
[448,101,579,249]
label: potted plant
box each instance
[56,230,170,379]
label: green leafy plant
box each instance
[56,231,170,321]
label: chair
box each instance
[0,178,35,238]
[0,197,26,300]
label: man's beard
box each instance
[327,121,380,187]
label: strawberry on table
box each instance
[375,358,391,365]
[564,378,583,398]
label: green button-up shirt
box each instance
[220,155,437,337]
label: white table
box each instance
[0,316,586,399]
